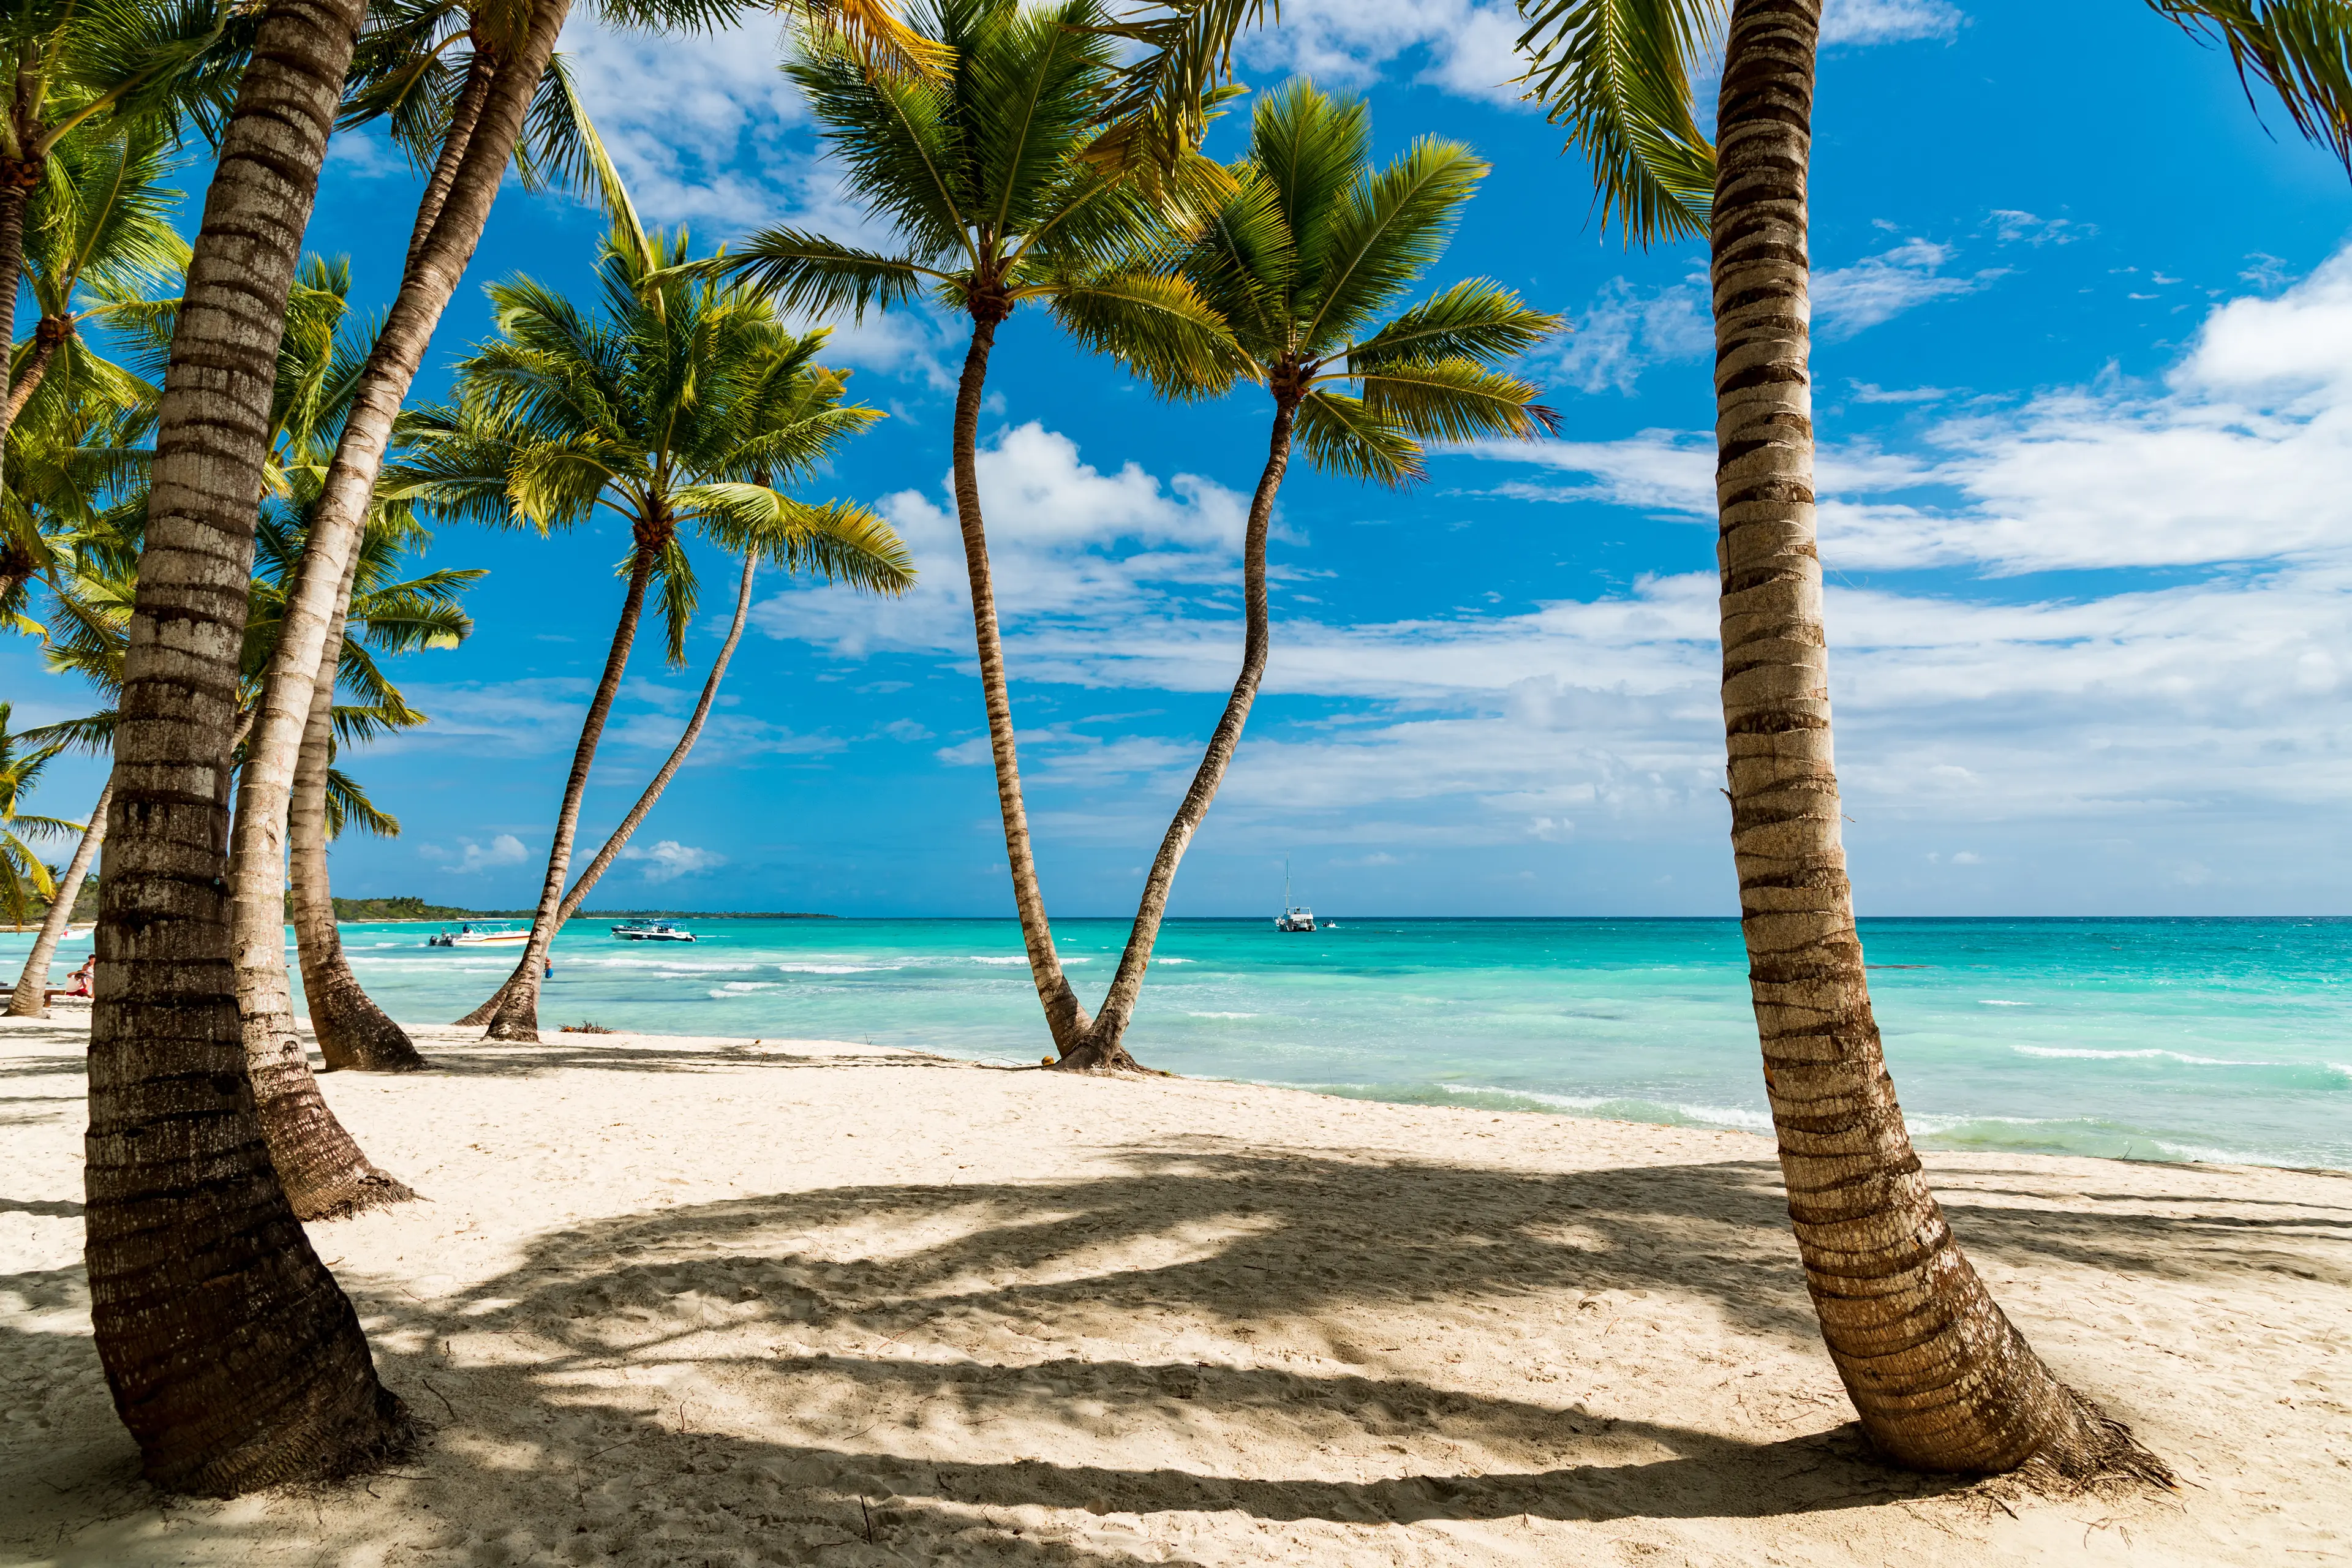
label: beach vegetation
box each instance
[0,703,75,930]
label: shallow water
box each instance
[10,915,2346,1169]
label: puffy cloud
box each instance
[421,834,530,873]
[619,839,728,881]
[752,421,1250,656]
[1820,0,1964,45]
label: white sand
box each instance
[2,1014,2348,1566]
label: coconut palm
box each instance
[715,0,1234,1058]
[1046,80,1562,1064]
[0,703,75,930]
[2,379,148,1016]
[83,0,442,1494]
[396,226,913,1042]
[1510,0,2351,1480]
[9,118,186,432]
[0,0,249,461]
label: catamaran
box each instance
[1274,861,1323,932]
[611,919,696,943]
[427,921,530,948]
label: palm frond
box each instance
[2149,0,2352,171]
[1351,356,1564,444]
[1294,388,1422,486]
[1515,0,1724,244]
[325,765,402,839]
[1047,269,1251,399]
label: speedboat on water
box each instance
[611,919,696,943]
[428,922,530,948]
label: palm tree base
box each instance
[1047,1040,1156,1074]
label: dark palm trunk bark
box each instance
[231,0,569,1066]
[1065,401,1295,1068]
[2,315,66,431]
[482,544,657,1041]
[83,0,409,1496]
[294,554,424,1071]
[458,552,757,1025]
[952,307,1090,1053]
[6,775,107,1014]
[1710,0,2162,1482]
[0,175,31,477]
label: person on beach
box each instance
[40,955,94,1006]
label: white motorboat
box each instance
[428,922,530,948]
[611,919,696,943]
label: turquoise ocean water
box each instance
[10,916,2346,1169]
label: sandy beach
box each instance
[2,1012,2348,1566]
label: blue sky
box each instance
[9,0,2351,917]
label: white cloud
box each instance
[619,839,728,881]
[421,834,530,874]
[1820,0,1964,45]
[1551,270,1713,394]
[1813,238,2004,337]
[753,421,1250,656]
[1238,0,1528,105]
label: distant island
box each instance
[320,895,834,922]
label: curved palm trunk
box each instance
[1066,402,1295,1068]
[1710,0,2160,1481]
[6,775,108,1015]
[0,178,29,472]
[293,555,424,1071]
[230,739,416,1217]
[2,317,66,430]
[459,552,756,1025]
[482,548,657,1041]
[84,0,409,1496]
[230,0,569,1068]
[952,311,1090,1052]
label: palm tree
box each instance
[82,0,414,1494]
[0,0,247,461]
[9,118,187,429]
[1512,0,2350,1479]
[396,227,913,1042]
[451,548,761,1030]
[1051,80,1561,1065]
[3,382,149,1016]
[279,508,477,1072]
[716,0,1234,1057]
[0,703,75,930]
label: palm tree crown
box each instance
[396,226,914,657]
[720,0,1229,361]
[0,702,76,925]
[1115,79,1562,478]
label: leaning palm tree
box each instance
[1050,80,1562,1065]
[0,703,75,931]
[1513,0,2351,1480]
[716,0,1232,1058]
[396,227,913,1042]
[2,383,150,1016]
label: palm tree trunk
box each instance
[5,775,108,1016]
[483,546,657,1041]
[0,176,31,475]
[1709,0,2162,1482]
[293,552,424,1071]
[952,312,1090,1052]
[1069,402,1295,1068]
[2,317,66,431]
[456,552,758,1027]
[229,0,569,1088]
[230,737,417,1218]
[405,43,497,276]
[84,0,409,1496]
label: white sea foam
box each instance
[1978,999,2030,1006]
[710,981,779,997]
[1184,1011,1259,1019]
[968,956,1028,965]
[2012,1044,2310,1069]
[775,963,895,974]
